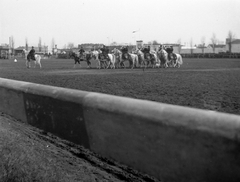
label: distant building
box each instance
[78,43,104,51]
[136,40,143,48]
[14,45,49,57]
[14,46,26,57]
[0,44,9,59]
[226,39,240,53]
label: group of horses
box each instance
[69,47,183,70]
[22,46,183,70]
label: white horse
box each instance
[98,52,116,69]
[150,50,160,68]
[91,50,101,68]
[157,48,169,68]
[172,53,183,68]
[23,49,42,68]
[135,49,148,69]
[112,48,129,69]
[128,53,139,69]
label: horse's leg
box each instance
[39,60,42,69]
[98,60,101,69]
[25,59,28,68]
[104,61,108,69]
[88,61,91,68]
[106,60,110,69]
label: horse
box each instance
[156,48,170,68]
[23,49,42,68]
[118,49,139,69]
[112,48,125,68]
[135,49,148,69]
[69,52,92,68]
[128,53,139,69]
[91,50,101,68]
[98,52,116,69]
[150,50,160,68]
[169,53,183,68]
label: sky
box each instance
[0,0,239,48]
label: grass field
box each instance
[1,57,240,115]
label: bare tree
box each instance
[51,38,55,54]
[38,37,42,52]
[227,31,235,53]
[201,36,205,54]
[67,42,74,49]
[9,36,15,55]
[152,40,159,45]
[51,38,55,49]
[110,41,117,46]
[190,38,193,54]
[25,38,28,51]
[210,33,217,53]
[177,39,181,54]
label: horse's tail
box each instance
[135,54,139,67]
[112,54,116,66]
[178,54,183,65]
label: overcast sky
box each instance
[0,0,239,48]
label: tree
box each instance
[210,33,217,53]
[25,38,28,51]
[227,31,235,53]
[177,39,181,54]
[51,38,55,49]
[9,36,15,55]
[190,38,193,54]
[38,37,42,52]
[152,40,159,45]
[51,38,55,54]
[67,42,74,49]
[110,41,117,46]
[201,36,205,54]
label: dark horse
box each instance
[69,52,92,68]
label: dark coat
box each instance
[79,48,85,54]
[29,49,35,55]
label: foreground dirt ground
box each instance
[0,112,160,182]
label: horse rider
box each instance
[100,45,109,60]
[166,45,176,60]
[158,44,163,51]
[121,46,130,59]
[142,46,150,59]
[29,46,36,60]
[79,46,85,58]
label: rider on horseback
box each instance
[29,46,36,60]
[100,45,110,60]
[142,46,150,59]
[166,46,176,60]
[79,46,85,58]
[121,46,130,60]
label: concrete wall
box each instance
[1,78,240,182]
